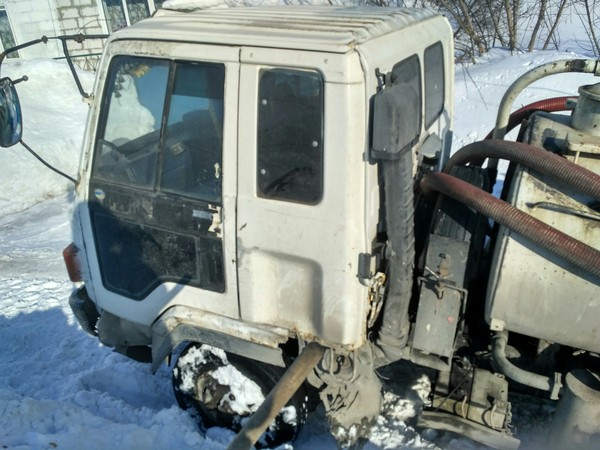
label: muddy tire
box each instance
[172,343,308,448]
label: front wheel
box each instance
[172,343,308,448]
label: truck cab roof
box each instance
[109,6,440,53]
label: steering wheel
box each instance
[263,166,313,197]
[97,138,138,183]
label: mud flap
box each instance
[68,286,99,336]
[308,346,382,447]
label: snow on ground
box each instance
[0,15,597,450]
[0,60,92,217]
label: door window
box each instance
[95,57,167,189]
[257,68,324,204]
[391,55,422,147]
[424,42,445,127]
[93,56,225,203]
[161,63,224,203]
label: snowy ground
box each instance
[0,13,597,450]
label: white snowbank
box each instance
[0,59,93,216]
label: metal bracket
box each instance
[366,272,387,328]
[423,367,517,449]
[418,411,520,450]
[411,235,469,361]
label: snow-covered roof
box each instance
[110,6,439,54]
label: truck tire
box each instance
[172,343,308,448]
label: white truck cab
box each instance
[71,6,451,367]
[63,6,454,446]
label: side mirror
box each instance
[0,77,22,147]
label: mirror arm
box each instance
[0,34,108,99]
[54,34,108,99]
[20,139,77,185]
[0,36,50,66]
[12,76,28,85]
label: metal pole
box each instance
[226,342,326,450]
[492,59,599,140]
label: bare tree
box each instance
[504,0,517,50]
[527,0,548,51]
[576,0,600,55]
[385,0,573,60]
[366,0,405,5]
[542,0,568,50]
[487,0,509,47]
[402,0,433,6]
[437,0,490,60]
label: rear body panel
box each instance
[486,112,600,353]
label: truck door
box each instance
[235,49,370,347]
[86,43,240,321]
